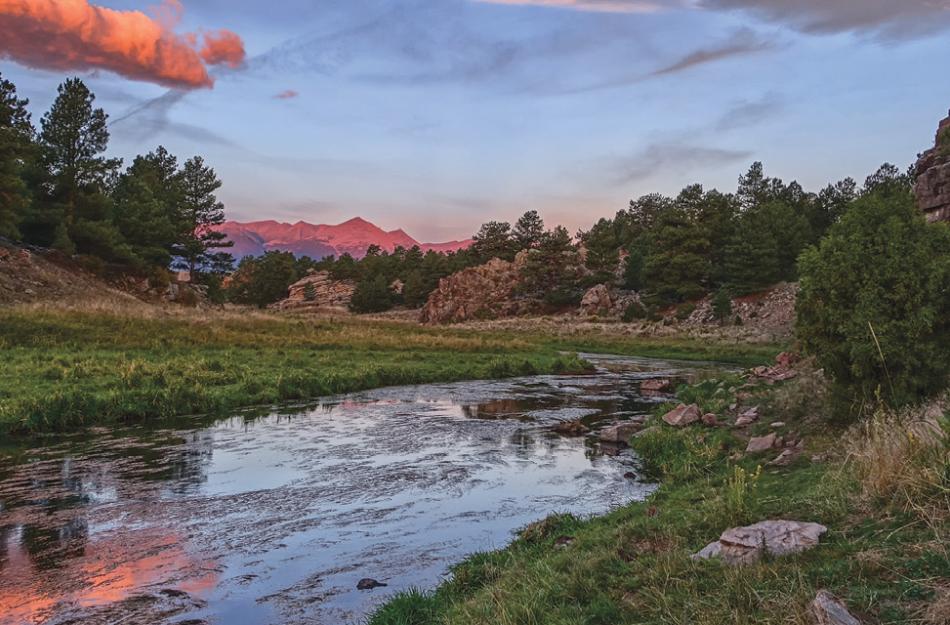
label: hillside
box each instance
[215,217,473,261]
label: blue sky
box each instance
[3,0,950,242]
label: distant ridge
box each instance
[214,218,472,261]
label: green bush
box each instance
[622,301,647,322]
[712,288,733,323]
[675,302,696,320]
[796,186,950,413]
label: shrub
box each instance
[712,288,732,323]
[622,301,647,322]
[796,187,950,413]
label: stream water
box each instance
[0,354,724,625]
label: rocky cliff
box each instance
[420,254,533,324]
[271,270,355,311]
[914,110,950,223]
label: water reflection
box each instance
[0,355,726,625]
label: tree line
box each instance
[0,73,232,286]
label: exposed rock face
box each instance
[580,284,613,315]
[914,110,950,223]
[420,253,531,324]
[683,282,798,331]
[692,520,828,565]
[272,271,355,311]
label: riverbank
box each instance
[369,364,949,625]
[0,304,781,434]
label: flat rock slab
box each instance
[662,404,701,427]
[746,432,777,453]
[641,379,672,393]
[693,520,828,565]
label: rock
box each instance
[662,403,701,427]
[580,284,613,315]
[554,536,575,549]
[420,253,533,324]
[746,433,777,453]
[272,270,356,311]
[599,421,642,444]
[554,420,590,436]
[770,421,786,428]
[811,590,862,625]
[767,448,798,466]
[914,109,950,223]
[735,406,760,427]
[692,520,828,565]
[623,471,637,479]
[702,413,719,426]
[641,378,672,393]
[357,578,388,590]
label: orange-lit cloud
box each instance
[0,0,246,89]
[274,89,299,99]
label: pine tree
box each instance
[723,210,781,295]
[642,209,710,304]
[471,221,517,262]
[513,210,544,250]
[33,78,122,255]
[175,156,233,275]
[349,274,395,313]
[581,218,620,283]
[0,72,33,239]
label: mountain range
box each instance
[214,218,472,261]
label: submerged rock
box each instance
[553,420,590,436]
[692,520,828,565]
[357,578,388,590]
[598,421,643,444]
[641,378,672,393]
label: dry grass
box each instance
[844,397,949,532]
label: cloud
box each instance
[651,29,772,76]
[274,89,300,99]
[0,0,246,89]
[715,92,782,131]
[613,142,752,184]
[473,0,685,12]
[700,0,950,41]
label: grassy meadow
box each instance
[369,368,949,625]
[0,304,780,434]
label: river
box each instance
[0,354,723,625]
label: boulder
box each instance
[357,578,388,590]
[580,284,612,315]
[272,270,356,311]
[662,404,701,427]
[420,253,532,324]
[701,413,719,426]
[811,590,862,625]
[692,520,828,565]
[746,433,777,453]
[599,421,643,444]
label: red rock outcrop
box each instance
[271,270,355,311]
[914,109,950,223]
[420,254,531,324]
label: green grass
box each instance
[368,374,949,625]
[0,305,778,434]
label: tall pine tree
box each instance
[0,72,33,239]
[175,156,233,275]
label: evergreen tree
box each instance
[521,226,582,302]
[33,78,122,256]
[471,220,517,262]
[0,72,33,239]
[722,209,781,295]
[580,218,620,283]
[642,209,710,304]
[349,274,395,313]
[227,251,299,308]
[513,210,544,250]
[175,156,233,275]
[111,176,177,269]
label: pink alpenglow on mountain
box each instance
[214,217,472,261]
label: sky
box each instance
[2,0,950,242]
